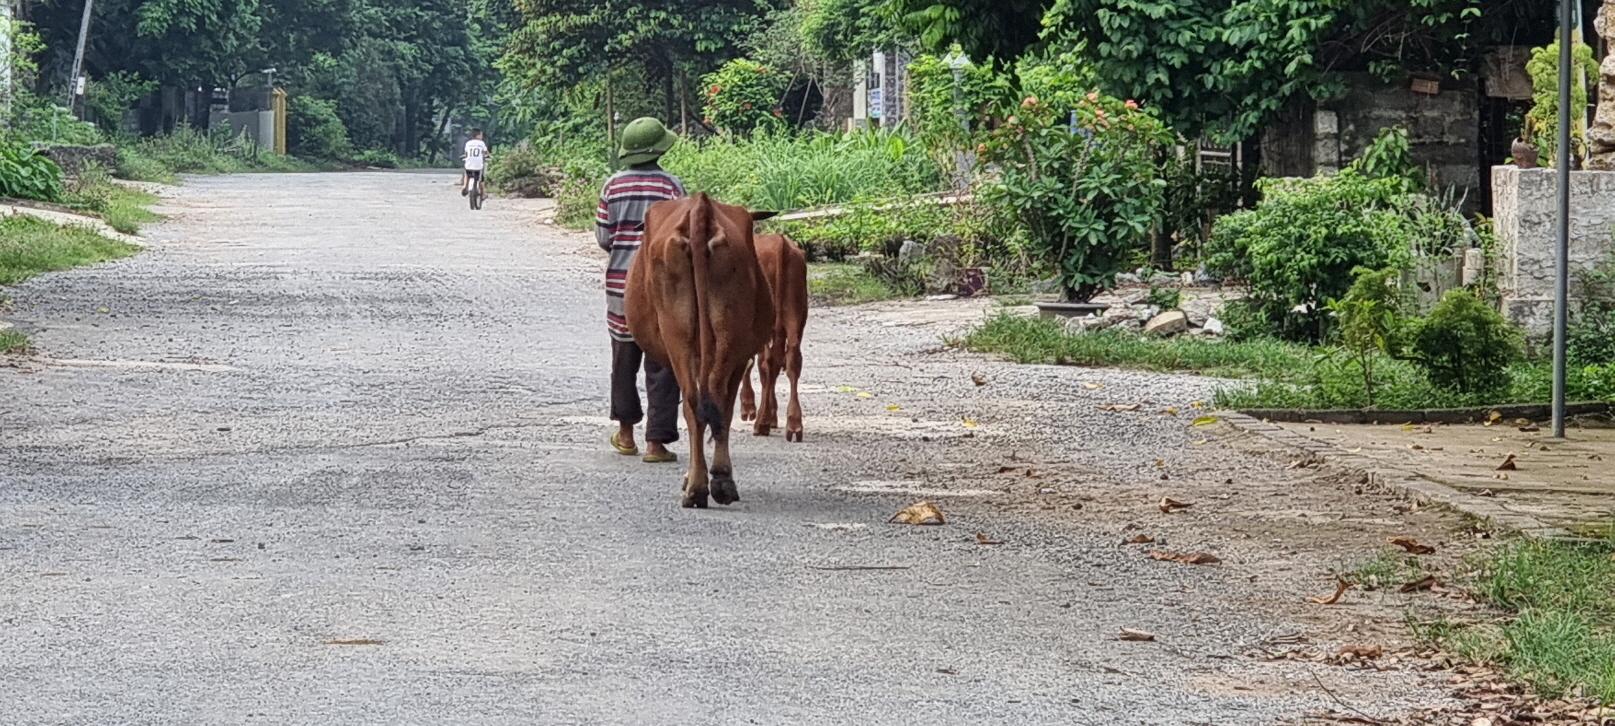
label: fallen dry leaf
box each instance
[960,417,978,428]
[1081,381,1101,390]
[1485,410,1502,425]
[1388,536,1436,555]
[1336,644,1382,659]
[1099,403,1141,412]
[886,403,900,411]
[1158,497,1193,513]
[1399,575,1439,593]
[1118,628,1156,641]
[1124,534,1156,544]
[971,373,987,386]
[1306,577,1351,605]
[1519,425,1541,433]
[1190,415,1217,426]
[1149,549,1221,565]
[856,391,873,398]
[889,501,946,525]
[1160,407,1178,415]
[995,465,1017,474]
[974,532,1003,545]
[1496,454,1518,471]
[324,638,385,646]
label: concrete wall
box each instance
[1261,73,1480,203]
[208,110,275,148]
[1493,166,1615,335]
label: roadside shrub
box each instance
[980,92,1172,302]
[701,59,788,135]
[62,160,114,212]
[1410,288,1523,397]
[906,53,1010,164]
[288,96,353,159]
[1326,267,1409,407]
[1565,247,1615,367]
[663,128,940,212]
[114,146,173,183]
[1207,127,1475,343]
[129,123,250,174]
[0,140,64,202]
[487,144,552,195]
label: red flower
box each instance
[773,109,782,116]
[709,84,720,94]
[1021,95,1038,107]
[1085,91,1098,101]
[743,102,751,110]
[1124,99,1138,109]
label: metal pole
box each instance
[1552,0,1574,438]
[64,0,93,116]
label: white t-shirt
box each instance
[463,139,488,171]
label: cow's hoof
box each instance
[740,409,756,422]
[786,428,803,443]
[681,475,709,508]
[710,475,740,506]
[751,422,771,437]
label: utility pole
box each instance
[65,0,94,117]
[1551,0,1574,438]
[0,0,14,123]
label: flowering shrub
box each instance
[979,92,1172,302]
[700,59,788,135]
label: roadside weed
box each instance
[0,216,139,284]
[0,329,28,353]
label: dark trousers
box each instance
[611,338,680,443]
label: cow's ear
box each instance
[750,210,778,222]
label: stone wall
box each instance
[33,143,117,179]
[1493,166,1615,335]
[1261,73,1480,204]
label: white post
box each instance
[65,0,94,117]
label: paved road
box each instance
[2,172,1450,725]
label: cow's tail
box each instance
[687,193,727,435]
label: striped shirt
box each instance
[596,168,686,341]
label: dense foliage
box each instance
[701,59,789,134]
[891,0,1554,142]
[0,142,65,202]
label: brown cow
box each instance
[739,234,808,442]
[624,192,775,508]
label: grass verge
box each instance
[102,185,161,235]
[964,312,1615,410]
[961,312,1316,379]
[0,328,28,353]
[807,263,905,306]
[0,216,140,285]
[1427,538,1615,704]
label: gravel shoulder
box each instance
[1,171,1482,725]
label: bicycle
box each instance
[468,172,488,210]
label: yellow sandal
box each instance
[609,432,639,456]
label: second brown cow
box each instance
[739,233,808,442]
[625,192,774,508]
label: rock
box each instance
[1203,317,1225,335]
[1120,290,1149,305]
[898,239,927,265]
[1181,271,1194,286]
[1029,278,1061,294]
[1144,310,1189,337]
[1194,262,1217,286]
[1147,270,1179,285]
[1114,272,1142,285]
[1181,298,1222,327]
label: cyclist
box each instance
[461,128,488,197]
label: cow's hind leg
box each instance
[680,399,710,508]
[784,338,804,442]
[710,364,748,505]
[739,357,757,422]
[753,344,782,437]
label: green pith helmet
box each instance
[618,117,678,165]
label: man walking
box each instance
[597,117,684,463]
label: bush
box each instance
[128,123,251,174]
[662,127,942,211]
[1326,267,1409,406]
[114,146,174,183]
[1411,288,1523,396]
[980,92,1172,302]
[0,141,64,202]
[288,96,353,159]
[1206,127,1474,343]
[701,59,788,135]
[487,144,561,197]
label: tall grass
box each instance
[663,129,941,211]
